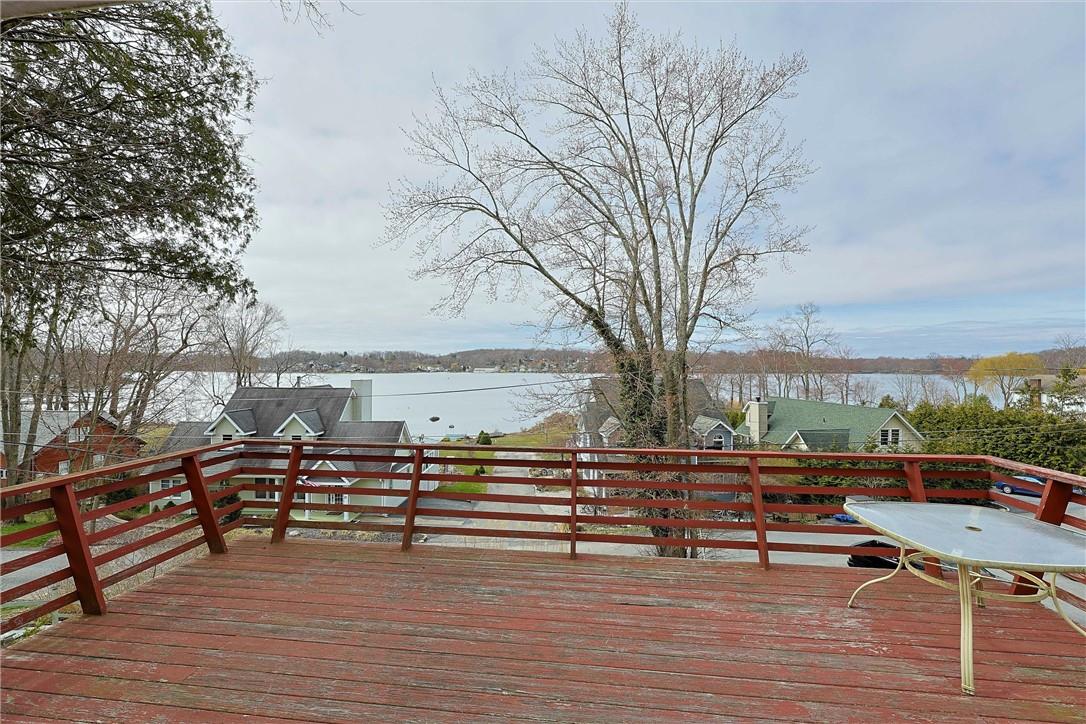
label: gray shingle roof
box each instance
[222,409,257,434]
[326,420,406,443]
[292,409,325,434]
[153,418,409,479]
[222,386,352,438]
[690,415,730,437]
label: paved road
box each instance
[1,548,68,600]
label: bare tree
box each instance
[56,280,215,435]
[849,377,880,407]
[211,298,287,387]
[770,303,836,400]
[826,344,859,404]
[932,355,974,403]
[892,373,921,412]
[1052,333,1086,370]
[386,5,809,452]
[267,348,307,387]
[386,6,809,557]
[917,373,948,407]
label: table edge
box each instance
[842,502,1086,573]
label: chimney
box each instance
[1026,378,1042,410]
[350,379,373,421]
[747,397,768,445]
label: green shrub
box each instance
[214,491,242,524]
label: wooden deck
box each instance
[2,539,1084,723]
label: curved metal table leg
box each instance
[971,567,985,609]
[1048,574,1086,637]
[847,545,906,608]
[956,563,975,695]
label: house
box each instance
[576,377,734,450]
[151,379,432,520]
[574,377,735,492]
[0,410,143,481]
[734,396,924,451]
[1020,373,1086,412]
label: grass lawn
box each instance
[434,446,496,475]
[434,481,489,494]
[496,413,576,458]
[2,510,59,548]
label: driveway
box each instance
[1,548,68,603]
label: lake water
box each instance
[170,371,967,442]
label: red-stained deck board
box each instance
[3,540,1085,723]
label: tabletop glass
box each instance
[843,501,1086,572]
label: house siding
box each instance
[278,417,311,439]
[875,415,923,450]
[29,418,142,476]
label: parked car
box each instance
[832,512,858,524]
[995,475,1045,497]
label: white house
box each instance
[152,380,434,520]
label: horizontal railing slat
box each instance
[0,497,53,521]
[98,535,208,589]
[85,501,197,545]
[2,521,59,547]
[92,518,203,568]
[1,566,73,603]
[0,591,80,634]
[0,543,67,576]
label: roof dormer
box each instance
[273,408,325,438]
[203,408,257,437]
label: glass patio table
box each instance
[843,501,1086,695]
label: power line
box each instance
[0,375,601,401]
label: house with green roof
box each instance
[734,396,923,451]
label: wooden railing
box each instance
[2,439,1084,634]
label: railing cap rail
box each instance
[3,437,1082,499]
[0,441,237,499]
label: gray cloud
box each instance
[213,1,1085,356]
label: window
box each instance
[92,454,105,467]
[294,491,306,502]
[253,476,278,500]
[291,435,302,441]
[221,434,233,441]
[879,428,901,446]
[57,460,70,475]
[330,493,345,506]
[712,434,726,449]
[161,479,183,497]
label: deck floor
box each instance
[2,539,1085,722]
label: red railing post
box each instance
[569,452,578,560]
[1011,477,1072,594]
[50,482,106,615]
[181,454,227,554]
[747,457,770,569]
[401,447,425,551]
[904,461,942,579]
[271,444,304,543]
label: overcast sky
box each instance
[213,1,1085,358]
